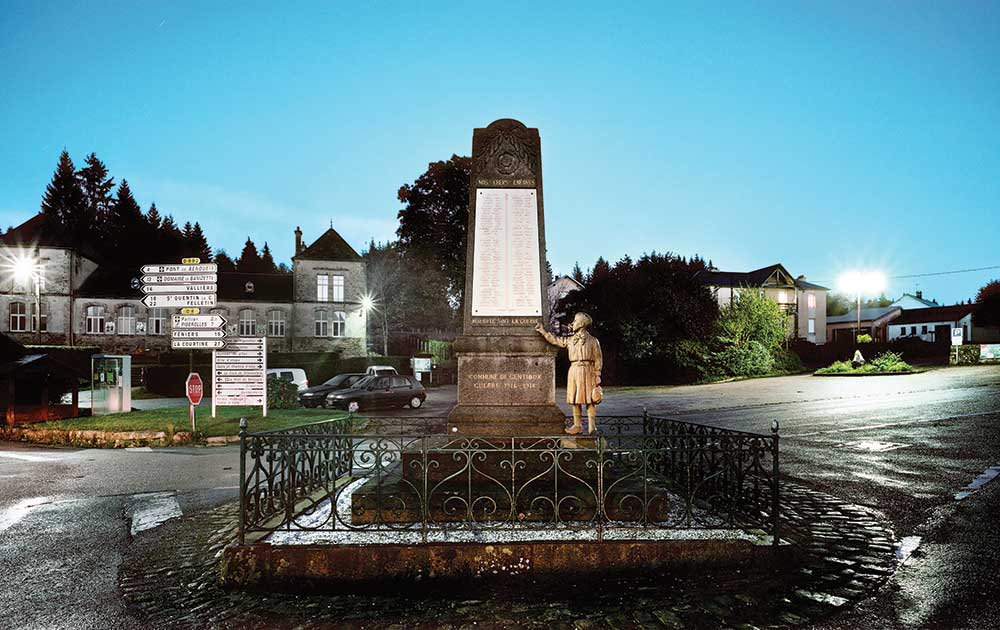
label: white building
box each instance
[887,304,975,343]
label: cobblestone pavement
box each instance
[119,481,897,628]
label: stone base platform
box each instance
[221,538,778,590]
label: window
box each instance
[238,309,256,336]
[148,308,167,335]
[86,305,105,334]
[332,311,346,337]
[777,290,789,304]
[267,310,285,337]
[317,274,329,302]
[808,318,816,334]
[911,326,917,336]
[332,275,344,302]
[315,309,329,337]
[117,305,136,335]
[807,293,816,309]
[921,325,928,334]
[9,302,27,332]
[391,376,410,389]
[30,302,48,332]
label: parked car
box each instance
[365,365,398,377]
[266,368,308,391]
[297,373,365,408]
[325,374,426,411]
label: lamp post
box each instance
[837,270,886,345]
[6,251,45,344]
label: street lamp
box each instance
[3,249,45,344]
[837,270,885,344]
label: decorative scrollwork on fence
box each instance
[238,414,779,545]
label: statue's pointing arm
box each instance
[535,324,568,348]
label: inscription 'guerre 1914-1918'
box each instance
[448,119,565,435]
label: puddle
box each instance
[895,535,921,563]
[837,441,910,452]
[130,492,183,535]
[954,465,1000,501]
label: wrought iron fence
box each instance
[238,413,779,546]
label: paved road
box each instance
[2,365,998,628]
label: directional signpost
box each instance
[212,336,267,417]
[139,259,222,349]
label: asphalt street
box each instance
[1,365,998,628]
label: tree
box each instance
[260,242,277,272]
[237,237,263,273]
[146,203,162,231]
[717,289,790,351]
[76,152,114,240]
[40,150,84,240]
[826,292,852,317]
[571,262,585,284]
[214,250,237,273]
[396,155,472,308]
[107,180,149,266]
[974,280,1000,328]
[560,252,719,383]
[189,223,212,262]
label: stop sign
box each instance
[186,372,204,406]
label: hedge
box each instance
[951,345,981,365]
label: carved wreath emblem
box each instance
[475,121,538,179]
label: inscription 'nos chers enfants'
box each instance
[477,178,536,188]
[470,372,544,390]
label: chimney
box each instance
[916,290,923,299]
[294,226,303,256]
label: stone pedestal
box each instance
[447,334,566,435]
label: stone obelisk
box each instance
[447,119,565,435]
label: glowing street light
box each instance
[837,270,886,344]
[2,248,46,343]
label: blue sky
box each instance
[1,1,998,304]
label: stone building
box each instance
[0,214,367,357]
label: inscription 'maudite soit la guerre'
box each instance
[469,372,545,390]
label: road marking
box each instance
[125,447,153,452]
[955,465,1000,501]
[0,496,52,533]
[836,440,910,452]
[130,491,182,535]
[0,451,62,462]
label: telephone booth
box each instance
[91,354,132,415]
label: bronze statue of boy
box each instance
[535,312,603,434]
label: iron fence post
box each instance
[238,417,247,546]
[771,419,780,547]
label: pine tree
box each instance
[214,250,237,273]
[77,153,114,240]
[237,237,263,273]
[146,203,162,230]
[571,262,585,284]
[190,222,212,262]
[108,180,147,265]
[260,242,277,272]
[40,150,83,238]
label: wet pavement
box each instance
[1,365,998,628]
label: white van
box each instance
[365,365,398,377]
[266,368,309,391]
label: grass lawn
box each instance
[35,407,348,437]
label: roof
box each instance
[294,227,362,262]
[548,275,585,290]
[0,213,102,262]
[892,304,976,325]
[827,306,901,325]
[895,293,939,307]
[217,272,293,302]
[697,264,829,291]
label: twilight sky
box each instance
[1,1,998,304]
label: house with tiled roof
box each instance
[0,215,367,356]
[696,263,830,344]
[887,304,984,344]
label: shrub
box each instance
[717,289,790,351]
[856,334,873,344]
[662,339,722,383]
[952,344,981,365]
[772,347,805,373]
[267,378,300,409]
[815,360,854,375]
[717,340,775,377]
[870,350,912,372]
